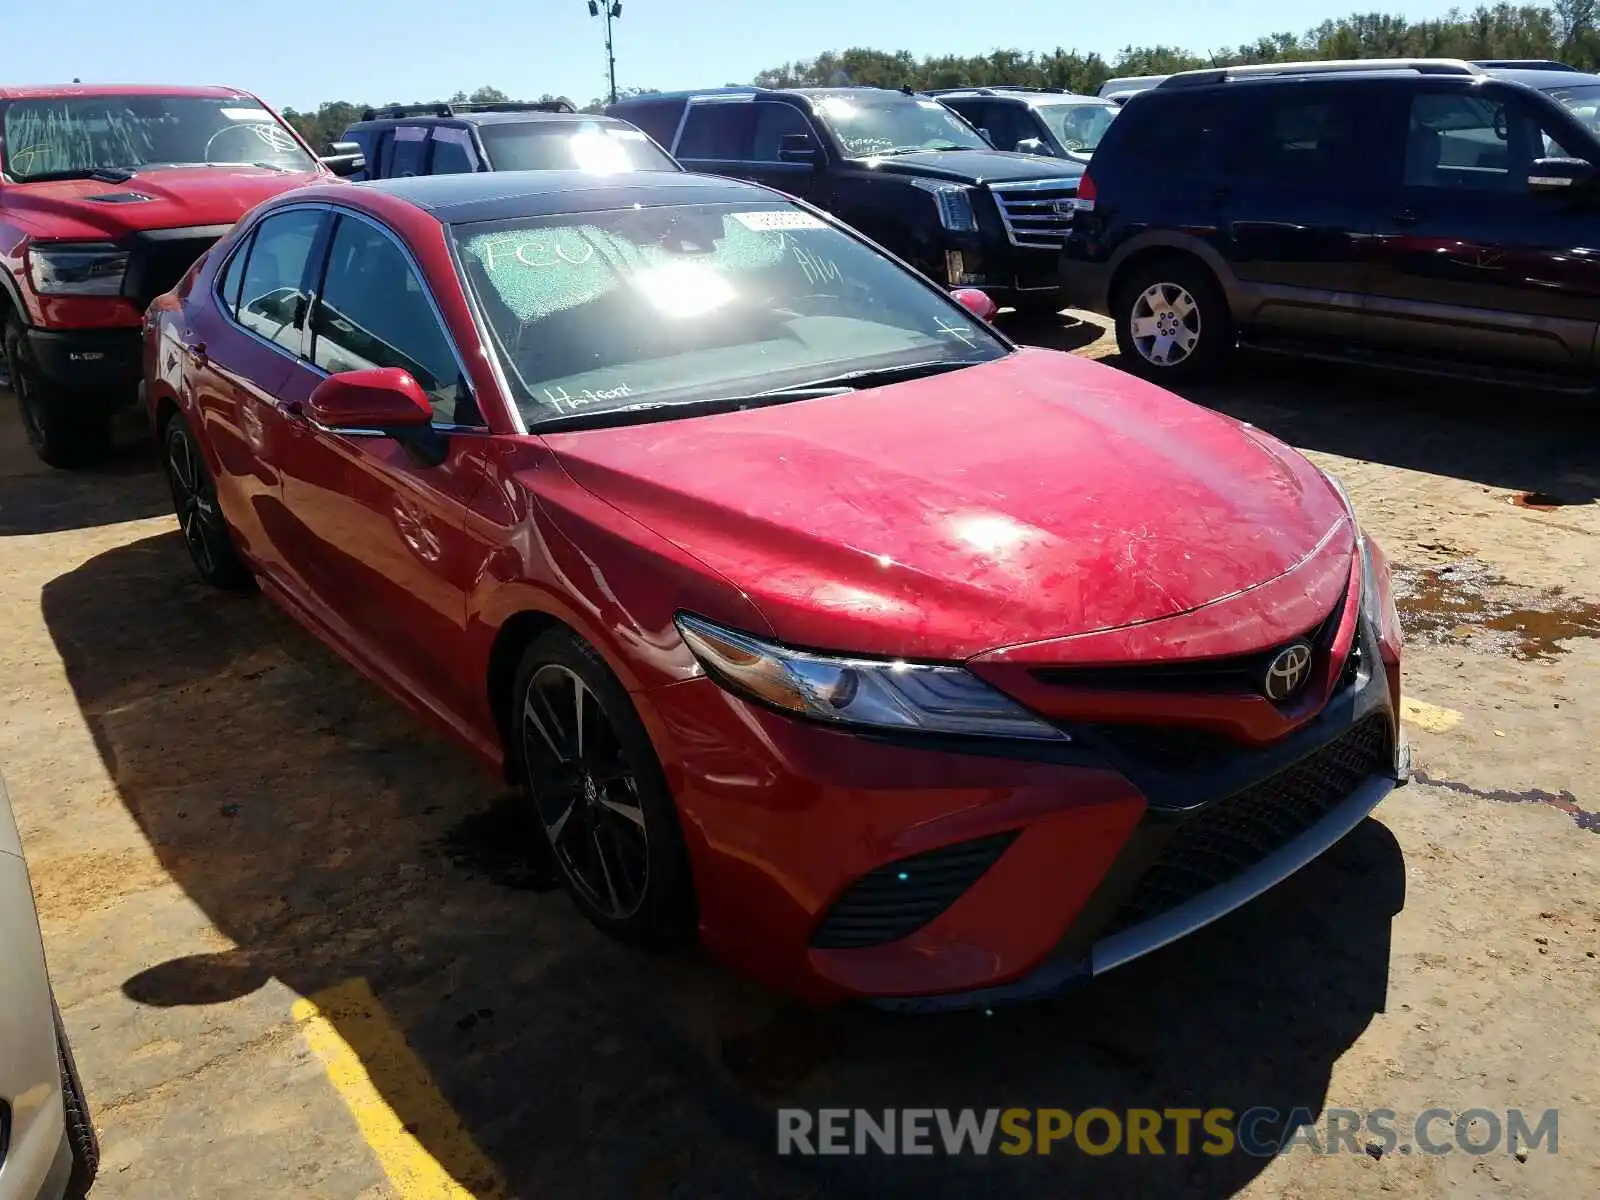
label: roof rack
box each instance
[926,85,1071,96]
[1471,58,1583,71]
[1156,58,1483,89]
[358,98,578,121]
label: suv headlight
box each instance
[28,242,129,296]
[908,179,978,232]
[675,613,1066,741]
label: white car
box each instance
[0,773,96,1199]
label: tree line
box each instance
[281,3,1600,150]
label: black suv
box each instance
[338,99,679,180]
[929,86,1120,163]
[607,86,1084,312]
[1059,58,1600,389]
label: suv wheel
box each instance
[1113,259,1233,382]
[3,316,112,469]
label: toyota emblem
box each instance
[1262,642,1313,702]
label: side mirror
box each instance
[307,368,433,432]
[320,141,367,178]
[951,287,998,322]
[305,368,445,466]
[1530,156,1596,191]
[778,133,823,165]
[1014,137,1050,156]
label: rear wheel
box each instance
[511,629,696,950]
[1112,258,1233,382]
[162,412,252,590]
[3,316,111,468]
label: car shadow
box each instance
[0,401,168,535]
[1016,327,1600,505]
[42,530,1406,1198]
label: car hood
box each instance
[858,149,1083,186]
[544,348,1350,661]
[3,165,327,239]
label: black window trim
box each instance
[305,205,489,432]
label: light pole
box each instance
[587,1,622,106]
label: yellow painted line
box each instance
[293,978,507,1200]
[1401,695,1464,734]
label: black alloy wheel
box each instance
[162,414,251,590]
[513,630,695,948]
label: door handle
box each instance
[1392,208,1421,225]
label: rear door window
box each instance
[235,208,324,352]
[428,126,479,174]
[676,104,755,160]
[389,125,429,177]
[1232,91,1368,186]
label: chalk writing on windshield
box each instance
[483,239,597,272]
[541,382,633,413]
[934,316,979,348]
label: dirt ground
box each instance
[0,318,1596,1200]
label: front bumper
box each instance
[639,618,1406,1007]
[25,327,142,398]
[912,233,1066,304]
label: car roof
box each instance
[1486,67,1600,90]
[350,168,780,223]
[787,87,920,102]
[609,87,758,104]
[0,83,254,101]
[351,111,628,129]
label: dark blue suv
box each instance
[1059,58,1600,389]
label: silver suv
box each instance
[0,772,96,1200]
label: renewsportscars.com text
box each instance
[777,1107,1559,1158]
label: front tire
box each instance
[3,316,111,469]
[1112,258,1233,382]
[162,412,252,590]
[511,629,696,950]
[53,1001,99,1200]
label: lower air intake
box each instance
[810,832,1019,950]
[1105,713,1392,935]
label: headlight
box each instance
[675,613,1067,741]
[908,179,978,232]
[28,242,129,296]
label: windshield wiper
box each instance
[528,386,853,434]
[16,166,136,184]
[778,359,978,391]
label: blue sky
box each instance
[21,1,1474,112]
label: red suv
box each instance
[0,85,357,467]
[145,172,1408,1008]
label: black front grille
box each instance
[810,832,1019,950]
[121,225,231,307]
[1030,604,1343,700]
[1104,714,1391,935]
[1083,723,1238,774]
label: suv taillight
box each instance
[1076,172,1097,203]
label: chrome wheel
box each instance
[521,664,649,921]
[166,427,223,577]
[1128,281,1201,367]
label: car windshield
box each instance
[1546,83,1600,140]
[810,95,990,158]
[477,121,678,172]
[0,94,313,181]
[1037,102,1119,152]
[451,201,1007,427]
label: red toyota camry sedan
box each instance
[144,170,1407,1010]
